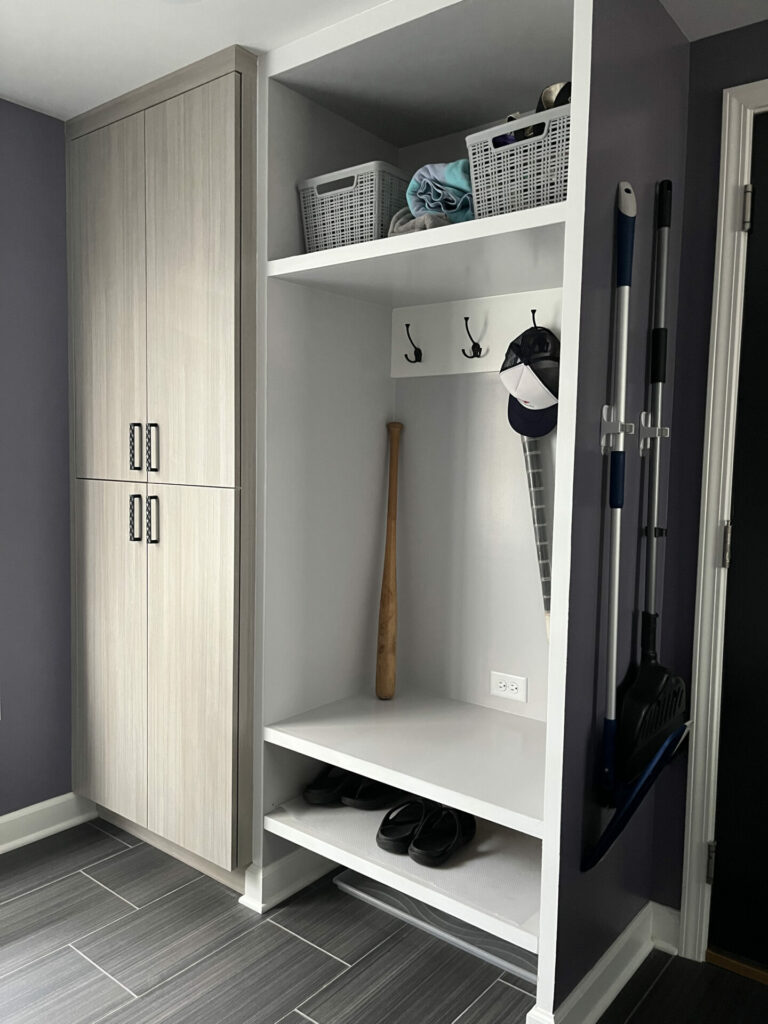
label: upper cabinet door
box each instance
[145,74,240,488]
[69,113,147,482]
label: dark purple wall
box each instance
[0,99,70,814]
[555,0,689,1004]
[653,17,768,909]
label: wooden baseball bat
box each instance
[376,422,403,700]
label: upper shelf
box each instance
[267,204,567,307]
[264,691,546,837]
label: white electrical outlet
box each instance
[490,671,528,703]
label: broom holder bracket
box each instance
[601,404,635,455]
[638,410,670,455]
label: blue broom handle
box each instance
[603,182,636,798]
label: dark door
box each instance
[708,112,768,971]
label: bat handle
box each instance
[376,422,402,700]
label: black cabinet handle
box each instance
[147,423,159,472]
[129,423,143,471]
[129,494,142,541]
[146,495,159,544]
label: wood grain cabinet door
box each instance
[145,75,240,488]
[147,484,237,868]
[73,480,148,823]
[69,113,147,482]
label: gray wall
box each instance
[0,99,70,815]
[555,0,689,1004]
[653,17,768,910]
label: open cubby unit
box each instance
[253,1,586,1019]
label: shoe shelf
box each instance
[264,796,541,952]
[264,692,546,838]
[267,204,567,307]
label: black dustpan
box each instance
[617,613,687,783]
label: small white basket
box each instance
[466,105,570,218]
[298,161,409,252]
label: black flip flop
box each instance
[341,778,399,810]
[303,765,358,805]
[376,797,433,853]
[408,806,476,866]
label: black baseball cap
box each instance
[499,311,560,438]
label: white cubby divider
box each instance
[391,289,563,378]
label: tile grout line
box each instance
[623,955,675,1024]
[115,918,268,1003]
[345,923,408,968]
[450,977,505,1024]
[498,974,538,995]
[79,870,140,910]
[131,873,203,910]
[70,945,139,1000]
[293,952,356,1017]
[87,821,135,849]
[268,920,351,966]
[0,846,138,909]
[0,945,76,985]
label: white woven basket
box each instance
[298,161,409,252]
[466,105,570,218]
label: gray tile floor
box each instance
[0,820,536,1024]
[598,948,768,1024]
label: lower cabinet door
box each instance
[147,483,237,868]
[73,480,148,824]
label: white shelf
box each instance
[264,692,546,837]
[265,797,541,952]
[267,205,567,306]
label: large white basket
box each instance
[466,106,570,218]
[298,161,409,252]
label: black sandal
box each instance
[408,806,476,866]
[341,777,399,810]
[376,797,434,853]
[303,765,358,805]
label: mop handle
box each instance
[602,182,636,797]
[651,181,671,386]
[644,181,672,635]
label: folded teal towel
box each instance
[406,159,474,223]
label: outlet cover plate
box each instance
[490,671,528,703]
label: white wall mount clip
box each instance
[638,410,670,455]
[601,404,635,455]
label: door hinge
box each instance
[743,184,754,232]
[706,840,717,885]
[722,520,732,569]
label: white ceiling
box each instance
[0,0,390,121]
[659,0,768,41]
[2,0,768,123]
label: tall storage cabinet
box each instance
[68,49,257,871]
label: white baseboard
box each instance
[651,901,681,955]
[240,846,335,913]
[0,793,97,855]
[526,1007,556,1024]
[553,901,680,1024]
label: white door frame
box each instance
[680,78,768,961]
